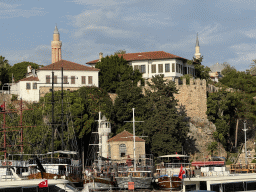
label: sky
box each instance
[1,0,256,71]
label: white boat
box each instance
[0,161,78,191]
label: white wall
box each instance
[19,81,40,102]
[130,59,195,79]
[37,70,99,88]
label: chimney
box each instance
[99,52,103,61]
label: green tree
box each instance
[143,75,189,157]
[0,56,11,89]
[8,61,42,82]
[113,80,146,135]
[207,141,218,155]
[221,62,236,76]
[114,49,126,55]
[187,56,211,83]
[95,55,143,93]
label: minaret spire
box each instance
[51,25,62,63]
[194,33,201,60]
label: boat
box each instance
[0,158,78,191]
[114,108,154,190]
[83,111,117,191]
[154,154,190,191]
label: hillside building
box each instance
[10,26,99,102]
[87,34,201,81]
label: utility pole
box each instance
[243,120,248,165]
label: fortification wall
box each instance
[174,78,207,120]
[142,78,207,120]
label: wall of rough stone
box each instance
[174,78,207,120]
[142,77,207,120]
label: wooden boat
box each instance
[154,154,190,190]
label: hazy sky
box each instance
[1,0,256,71]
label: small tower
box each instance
[194,33,201,60]
[98,111,111,158]
[51,25,62,63]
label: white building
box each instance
[10,60,99,102]
[86,35,201,80]
[10,26,99,102]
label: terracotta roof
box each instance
[86,51,187,64]
[39,60,99,71]
[108,130,145,142]
[19,76,39,82]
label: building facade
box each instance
[10,26,99,102]
[86,34,201,80]
[108,130,145,163]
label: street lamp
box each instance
[242,120,248,165]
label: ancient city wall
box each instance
[173,78,207,120]
[142,78,208,120]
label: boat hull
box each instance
[84,177,116,190]
[115,176,152,189]
[155,176,181,191]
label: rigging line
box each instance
[66,93,79,156]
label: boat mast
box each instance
[125,108,144,172]
[132,108,136,171]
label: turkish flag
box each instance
[38,180,48,188]
[178,165,185,180]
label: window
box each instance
[165,64,170,72]
[158,64,163,73]
[151,64,156,73]
[134,65,139,70]
[119,144,126,157]
[26,83,31,90]
[184,67,187,74]
[176,64,178,73]
[64,76,68,84]
[33,83,37,89]
[46,75,50,84]
[54,75,57,84]
[88,76,93,84]
[172,63,175,72]
[81,76,86,84]
[140,65,146,73]
[71,76,75,84]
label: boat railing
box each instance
[0,160,29,167]
[28,157,77,165]
[156,163,190,169]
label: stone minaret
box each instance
[51,26,62,63]
[194,33,201,60]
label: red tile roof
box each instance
[39,60,99,71]
[108,130,145,142]
[19,76,39,82]
[86,51,187,64]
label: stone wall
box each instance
[142,77,207,120]
[174,78,207,120]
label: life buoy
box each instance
[8,161,12,166]
[2,162,6,166]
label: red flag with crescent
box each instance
[178,165,185,180]
[38,180,48,188]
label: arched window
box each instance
[119,144,126,157]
